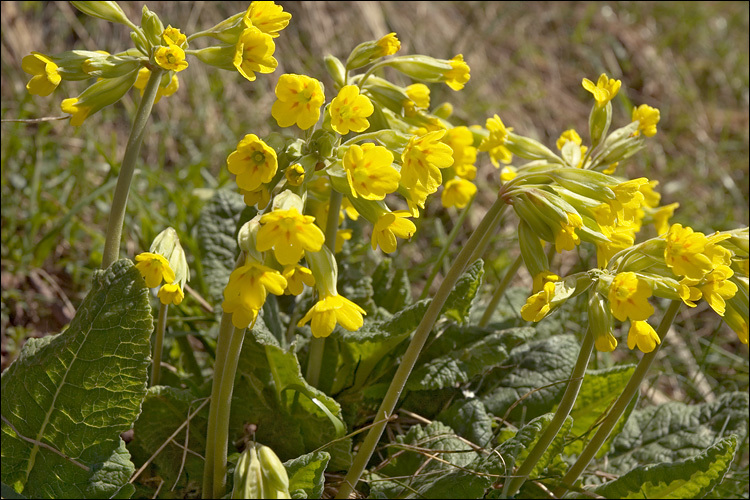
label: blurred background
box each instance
[1,0,748,394]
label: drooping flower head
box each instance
[608,272,654,322]
[244,1,292,38]
[330,85,374,135]
[297,293,366,338]
[521,281,556,322]
[222,261,287,329]
[282,265,315,296]
[271,73,325,130]
[256,207,326,265]
[627,320,661,353]
[162,26,187,47]
[343,143,399,200]
[22,52,61,96]
[158,283,185,305]
[443,54,470,91]
[405,83,430,109]
[400,130,454,195]
[227,134,278,192]
[375,32,401,57]
[478,114,513,167]
[60,98,91,127]
[233,26,278,82]
[135,252,176,289]
[664,223,731,280]
[371,211,416,253]
[632,104,660,137]
[582,73,621,107]
[441,178,476,209]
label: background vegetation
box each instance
[2,1,748,496]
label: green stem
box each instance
[555,300,681,496]
[503,327,595,497]
[419,196,475,300]
[213,325,247,499]
[479,254,524,327]
[306,190,343,388]
[150,302,168,387]
[202,311,236,498]
[335,198,507,499]
[101,68,163,269]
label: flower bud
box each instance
[232,445,263,499]
[271,190,304,213]
[82,54,142,79]
[258,445,290,495]
[141,5,165,47]
[346,33,400,70]
[385,55,452,82]
[192,45,240,71]
[71,1,134,28]
[149,227,190,289]
[324,54,347,88]
[511,193,555,243]
[588,290,617,352]
[305,245,339,297]
[433,102,453,119]
[237,216,264,262]
[548,168,616,203]
[360,75,410,114]
[518,219,549,279]
[61,69,139,126]
[590,122,644,169]
[506,132,561,163]
[285,163,305,186]
[588,100,612,148]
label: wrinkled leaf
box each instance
[284,451,330,499]
[442,259,483,322]
[437,399,494,448]
[1,260,152,498]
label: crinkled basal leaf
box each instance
[437,399,494,448]
[284,451,330,499]
[607,391,749,474]
[442,259,484,322]
[231,329,351,470]
[371,258,413,313]
[407,327,534,391]
[196,189,246,306]
[563,365,637,457]
[481,334,579,421]
[128,387,208,489]
[592,436,738,499]
[371,421,486,498]
[0,260,152,498]
[336,299,429,343]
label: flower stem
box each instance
[503,327,595,497]
[335,198,507,499]
[212,325,247,499]
[101,68,163,269]
[306,190,343,388]
[554,300,681,496]
[150,302,168,387]
[419,195,475,301]
[479,254,523,327]
[202,311,235,499]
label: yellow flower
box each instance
[595,330,618,352]
[330,85,374,135]
[257,207,326,265]
[135,252,176,289]
[608,272,654,322]
[158,283,184,305]
[60,98,91,127]
[133,68,179,103]
[22,52,61,96]
[343,143,399,200]
[233,26,278,82]
[500,166,517,182]
[678,277,702,308]
[556,129,583,150]
[227,134,278,192]
[664,224,731,280]
[632,104,660,137]
[479,114,513,167]
[297,293,366,338]
[582,73,621,107]
[222,261,287,329]
[652,202,679,235]
[282,265,315,295]
[441,178,476,209]
[244,1,292,38]
[285,163,305,186]
[240,185,271,209]
[595,221,637,268]
[405,83,430,109]
[698,265,738,316]
[376,32,400,56]
[724,302,748,344]
[155,44,188,72]
[521,281,556,322]
[443,54,470,91]
[271,73,325,130]
[401,130,454,195]
[554,212,583,253]
[627,320,661,353]
[162,26,186,47]
[371,211,416,253]
[442,126,477,175]
[532,271,560,294]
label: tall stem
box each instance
[150,302,168,387]
[419,196,475,300]
[503,327,595,497]
[306,190,343,387]
[335,199,507,499]
[212,326,247,498]
[479,254,523,327]
[101,68,163,269]
[555,300,681,496]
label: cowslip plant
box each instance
[2,3,748,500]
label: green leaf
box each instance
[592,436,738,499]
[231,329,352,471]
[371,258,413,313]
[128,386,208,489]
[442,259,484,322]
[1,260,152,498]
[563,365,637,457]
[196,189,246,306]
[407,327,533,391]
[284,451,330,499]
[607,391,749,474]
[437,399,494,447]
[336,299,428,343]
[481,334,580,421]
